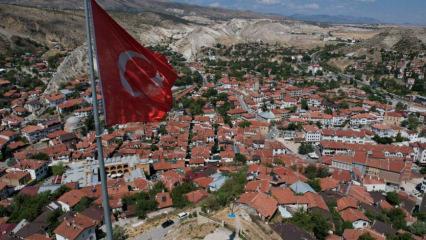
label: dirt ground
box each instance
[213,207,282,240]
[163,220,219,240]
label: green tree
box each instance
[32,152,49,161]
[51,185,70,199]
[134,192,158,219]
[289,210,331,240]
[74,197,94,212]
[113,226,128,240]
[358,233,375,240]
[51,163,66,176]
[202,168,247,211]
[304,164,318,179]
[171,182,196,208]
[307,179,321,192]
[395,102,407,111]
[235,153,247,164]
[290,210,314,230]
[387,208,406,229]
[202,88,218,99]
[9,192,51,222]
[395,132,405,142]
[388,233,414,240]
[373,135,393,144]
[311,213,332,240]
[303,165,329,179]
[82,115,95,135]
[149,182,166,196]
[301,99,309,110]
[158,125,167,135]
[409,221,426,236]
[46,209,63,235]
[407,115,420,131]
[386,191,400,206]
[298,143,314,155]
[339,101,349,109]
[238,120,252,128]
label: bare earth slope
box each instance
[1,2,424,93]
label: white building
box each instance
[303,125,321,143]
[363,176,386,192]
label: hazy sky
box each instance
[174,0,426,25]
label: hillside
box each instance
[1,1,425,93]
[0,0,279,21]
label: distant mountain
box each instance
[290,14,381,25]
[0,0,284,21]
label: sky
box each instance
[173,0,426,25]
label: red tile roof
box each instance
[348,185,374,205]
[245,179,270,193]
[271,187,297,204]
[319,177,339,191]
[336,196,358,212]
[185,189,208,203]
[58,189,87,208]
[26,233,52,240]
[339,208,369,223]
[193,177,213,188]
[238,192,277,219]
[342,228,384,240]
[54,213,96,240]
[156,192,173,209]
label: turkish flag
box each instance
[90,0,177,126]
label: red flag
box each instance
[90,0,177,126]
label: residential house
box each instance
[339,208,370,229]
[185,190,208,204]
[0,171,31,187]
[350,113,379,126]
[321,129,373,144]
[21,125,46,143]
[303,125,321,143]
[54,213,97,240]
[13,160,48,181]
[383,112,404,126]
[371,124,397,138]
[156,192,173,209]
[363,176,386,192]
[58,189,87,212]
[238,192,278,220]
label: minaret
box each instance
[254,79,259,92]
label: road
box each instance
[237,94,253,113]
[134,219,180,240]
[275,138,300,154]
[132,208,200,240]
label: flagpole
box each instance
[84,0,114,239]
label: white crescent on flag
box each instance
[118,50,165,97]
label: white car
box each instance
[308,152,319,159]
[178,212,189,219]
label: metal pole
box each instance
[84,0,113,239]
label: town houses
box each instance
[0,38,424,240]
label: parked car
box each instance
[161,219,174,228]
[178,212,189,219]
